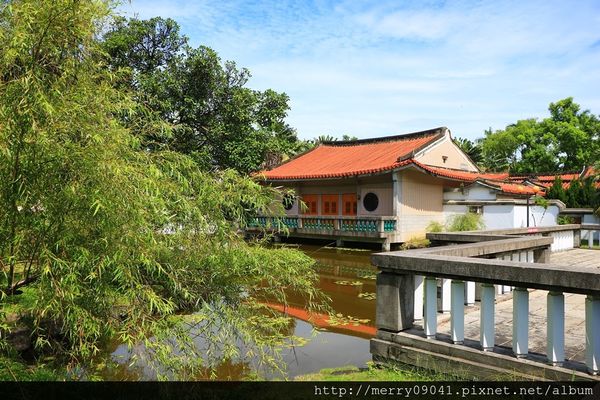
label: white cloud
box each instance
[122,0,600,141]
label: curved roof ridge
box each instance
[320,127,447,146]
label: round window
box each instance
[282,194,295,211]
[363,192,379,212]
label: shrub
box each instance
[426,221,444,233]
[446,213,485,232]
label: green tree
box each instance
[546,177,568,205]
[0,0,322,378]
[566,179,583,208]
[478,98,600,173]
[102,17,299,174]
[453,137,482,164]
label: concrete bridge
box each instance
[370,224,600,380]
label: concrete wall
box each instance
[400,169,445,240]
[359,186,393,216]
[513,204,560,228]
[482,204,515,230]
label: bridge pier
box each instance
[375,272,414,332]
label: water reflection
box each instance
[103,244,377,380]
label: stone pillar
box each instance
[414,275,424,321]
[375,272,415,332]
[480,284,495,351]
[441,279,451,314]
[513,287,529,358]
[451,280,465,344]
[424,277,437,339]
[465,281,475,306]
[381,240,391,252]
[574,228,581,248]
[547,291,565,366]
[377,219,385,233]
[586,295,600,375]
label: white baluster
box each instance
[441,278,451,314]
[480,284,495,351]
[586,296,600,375]
[465,281,475,306]
[424,277,437,339]
[414,275,424,321]
[527,250,534,263]
[513,287,529,358]
[451,280,465,344]
[547,292,565,366]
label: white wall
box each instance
[514,204,560,227]
[359,186,393,216]
[482,205,515,230]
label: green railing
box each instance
[247,216,298,229]
[383,219,396,232]
[340,219,378,232]
[248,216,397,234]
[303,218,335,230]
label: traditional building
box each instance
[253,127,554,250]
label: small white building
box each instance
[443,180,563,229]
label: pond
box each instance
[101,244,378,380]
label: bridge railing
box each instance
[581,224,600,249]
[372,224,600,376]
[248,215,397,235]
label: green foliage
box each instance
[446,213,485,232]
[0,356,60,381]
[479,98,600,173]
[566,179,583,208]
[0,0,324,379]
[426,221,444,233]
[557,215,575,225]
[295,362,453,381]
[102,16,299,173]
[400,238,430,250]
[546,176,600,209]
[453,137,482,164]
[546,177,568,204]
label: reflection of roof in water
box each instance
[264,302,376,339]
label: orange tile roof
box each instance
[494,181,544,195]
[258,128,445,180]
[413,162,507,181]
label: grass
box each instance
[579,240,600,249]
[294,362,452,381]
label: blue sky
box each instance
[119,0,600,141]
